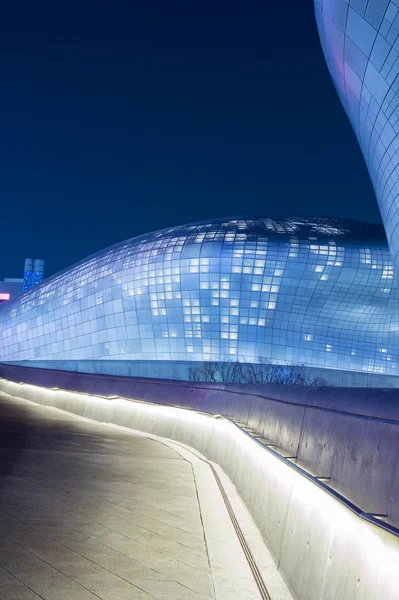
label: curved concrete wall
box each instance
[0,378,397,600]
[1,363,399,530]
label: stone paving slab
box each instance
[0,396,215,600]
[0,391,295,600]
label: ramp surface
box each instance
[0,395,216,600]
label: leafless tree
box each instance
[188,361,220,382]
[188,356,328,386]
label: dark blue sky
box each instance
[1,1,380,280]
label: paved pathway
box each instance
[0,395,215,600]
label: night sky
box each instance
[1,1,381,281]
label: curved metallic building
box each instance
[0,217,398,375]
[315,0,399,282]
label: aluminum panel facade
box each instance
[315,0,399,282]
[0,217,398,375]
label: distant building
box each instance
[0,279,23,303]
[23,259,45,291]
[1,258,45,303]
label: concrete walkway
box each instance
[0,394,217,600]
[0,393,293,600]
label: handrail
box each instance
[225,416,399,538]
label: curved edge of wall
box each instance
[0,378,398,600]
[7,359,399,388]
[1,362,399,529]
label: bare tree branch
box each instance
[188,357,328,386]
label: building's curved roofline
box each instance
[3,215,387,305]
[152,215,385,240]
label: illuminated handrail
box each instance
[226,416,399,539]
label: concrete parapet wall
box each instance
[0,378,397,600]
[6,358,399,387]
[1,363,399,529]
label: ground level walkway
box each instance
[0,393,292,600]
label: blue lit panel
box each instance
[32,271,44,287]
[22,271,33,292]
[314,0,399,284]
[0,217,398,375]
